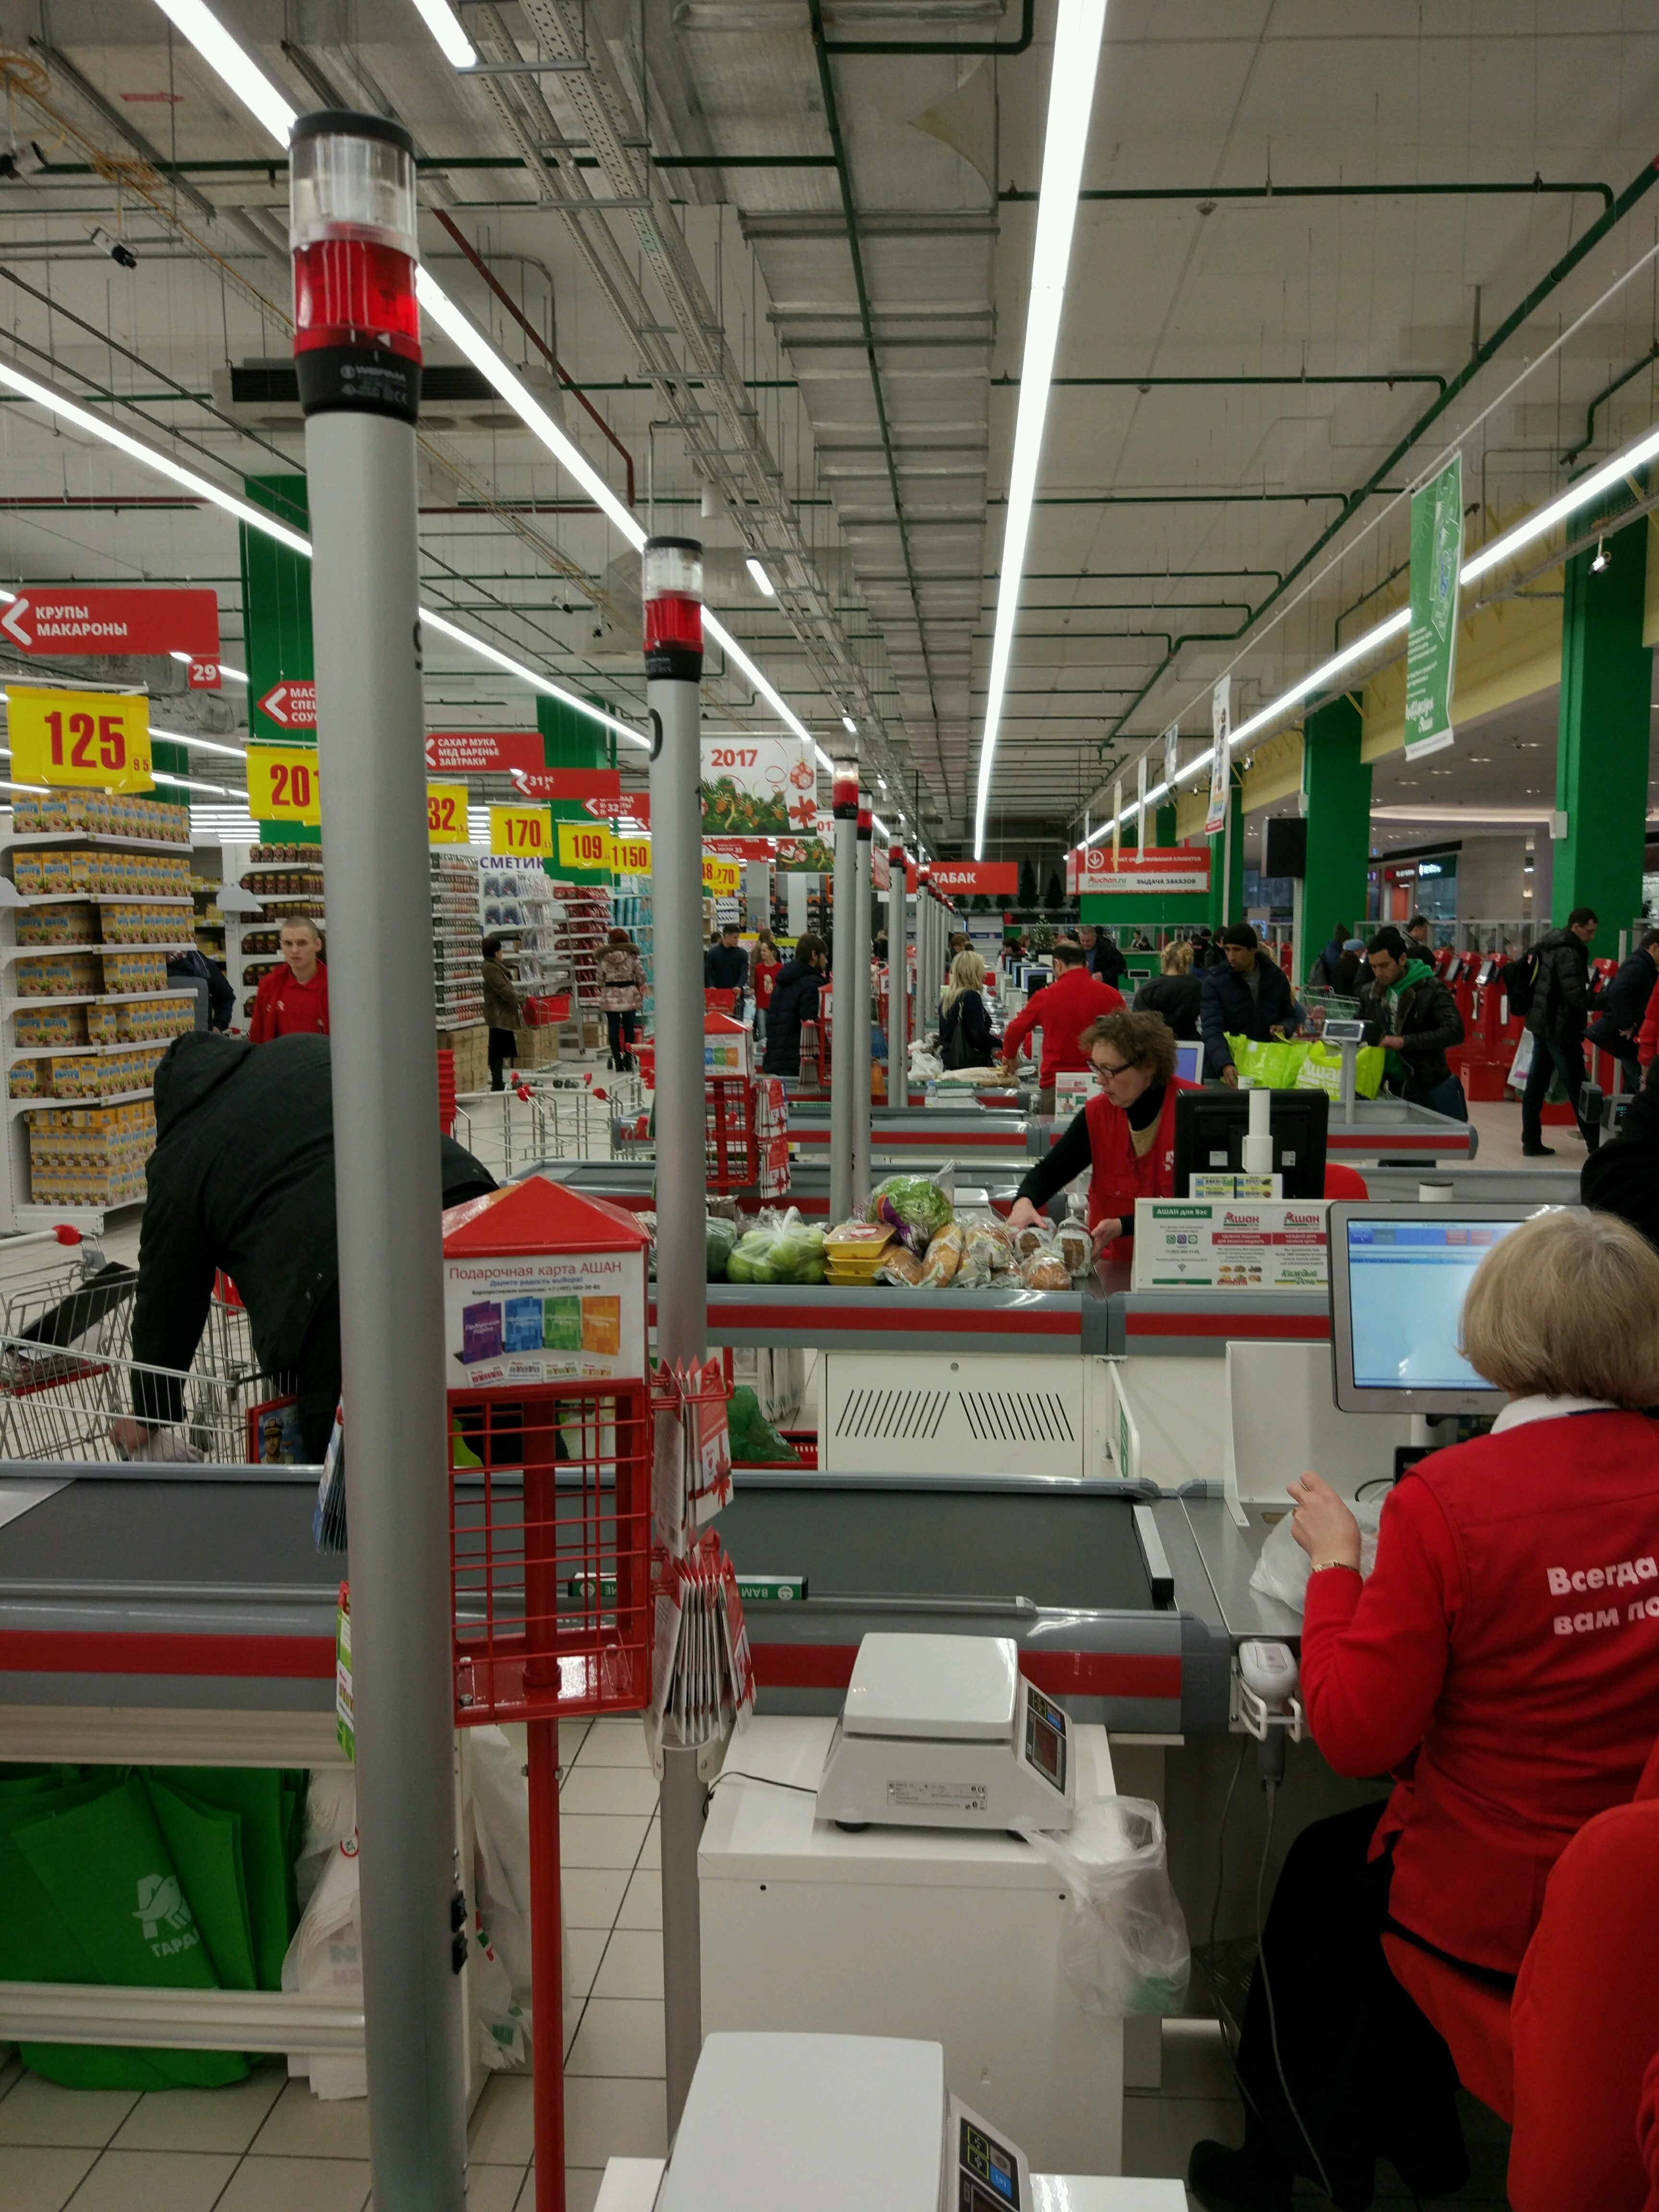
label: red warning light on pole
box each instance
[290,112,421,422]
[641,538,703,683]
[832,756,859,820]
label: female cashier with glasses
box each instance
[1005,1008,1198,1255]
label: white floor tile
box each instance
[469,2075,535,2167]
[65,2146,238,2212]
[110,2068,286,2152]
[562,2077,667,2168]
[0,2144,97,2212]
[558,1768,660,1818]
[636,1821,661,1870]
[574,1723,651,1769]
[217,2154,371,2212]
[614,1869,661,1932]
[561,1868,631,1928]
[559,1814,651,1869]
[558,1722,591,1768]
[565,1999,666,2080]
[0,2079,138,2149]
[565,1926,608,2001]
[564,2169,604,2212]
[249,2079,371,2161]
[591,1929,663,2002]
[463,2161,528,2212]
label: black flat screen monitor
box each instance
[1327,1200,1582,1416]
[1172,1086,1328,1199]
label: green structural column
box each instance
[1208,769,1244,929]
[240,475,320,845]
[1301,693,1372,978]
[537,694,611,885]
[1555,501,1653,931]
[1154,803,1177,847]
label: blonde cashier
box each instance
[1005,1010,1200,1253]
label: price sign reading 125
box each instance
[491,804,551,857]
[246,744,322,826]
[427,783,469,846]
[6,686,153,793]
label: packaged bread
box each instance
[1056,1219,1095,1277]
[1021,1247,1071,1291]
[957,1219,1012,1287]
[919,1222,965,1288]
[1010,1220,1049,1261]
[877,1247,926,1287]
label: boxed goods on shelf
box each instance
[99,899,190,944]
[437,1022,489,1094]
[12,847,192,897]
[85,997,193,1045]
[15,903,97,946]
[27,1099,156,1206]
[101,951,169,995]
[513,1024,557,1069]
[35,1043,168,1102]
[8,1061,39,1097]
[13,1004,90,1048]
[15,952,102,998]
[10,792,190,843]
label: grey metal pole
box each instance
[887,843,908,1107]
[851,791,873,1202]
[293,112,465,2212]
[829,759,858,1223]
[642,537,709,2131]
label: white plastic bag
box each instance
[1248,1496,1384,1614]
[1020,1796,1189,2017]
[294,1768,356,1914]
[909,1044,943,1082]
[281,1836,367,2099]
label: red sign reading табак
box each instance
[0,587,221,685]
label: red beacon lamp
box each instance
[290,110,421,422]
[642,537,704,682]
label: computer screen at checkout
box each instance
[1344,1217,1521,1393]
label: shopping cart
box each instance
[1296,986,1362,1040]
[0,1332,291,1464]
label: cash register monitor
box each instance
[1328,1200,1581,1416]
[1172,1087,1328,1199]
[1173,1039,1203,1085]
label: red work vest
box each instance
[1083,1076,1202,1234]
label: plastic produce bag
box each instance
[728,1384,799,1463]
[465,1724,534,2068]
[706,1216,737,1280]
[725,1209,827,1284]
[1249,1497,1384,1613]
[867,1168,955,1253]
[1294,1041,1384,1102]
[282,1836,366,2100]
[1019,1797,1190,2017]
[910,1044,943,1084]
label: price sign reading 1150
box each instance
[490,804,551,857]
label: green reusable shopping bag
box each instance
[12,1772,246,2088]
[1225,1034,1307,1089]
[166,1767,296,1990]
[144,1775,257,1993]
[1295,1041,1386,1102]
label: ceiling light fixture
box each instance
[149,0,297,145]
[842,715,857,735]
[745,557,775,598]
[971,0,1108,859]
[150,726,249,761]
[408,0,476,69]
[217,662,248,683]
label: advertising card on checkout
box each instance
[443,1246,646,1386]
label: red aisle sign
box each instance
[510,768,624,805]
[586,792,649,826]
[0,586,221,685]
[258,679,317,730]
[913,861,1018,897]
[424,732,544,777]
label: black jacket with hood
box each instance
[133,1033,493,1391]
[1582,1070,1659,1251]
[1525,926,1595,1043]
[761,957,824,1075]
[1357,961,1466,1094]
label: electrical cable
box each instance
[1256,1778,1335,2206]
[1205,1738,1249,2050]
[705,1770,818,1798]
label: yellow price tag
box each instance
[702,853,740,897]
[613,831,651,877]
[6,687,153,793]
[556,818,615,871]
[491,804,551,858]
[427,782,469,845]
[246,743,322,825]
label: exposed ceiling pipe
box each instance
[1002,177,1616,212]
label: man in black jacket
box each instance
[1582,1054,1659,1249]
[1520,906,1599,1156]
[1199,922,1298,1083]
[1357,926,1467,1118]
[761,932,828,1078]
[1587,929,1659,1093]
[1077,924,1127,986]
[122,1032,494,1458]
[703,923,749,993]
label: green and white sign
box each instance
[1404,453,1464,761]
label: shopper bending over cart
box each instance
[1189,1208,1659,2212]
[114,1033,494,1461]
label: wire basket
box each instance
[449,1381,653,1725]
[0,1332,291,1464]
[1297,986,1362,1040]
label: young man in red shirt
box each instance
[250,916,330,1041]
[996,938,1123,1112]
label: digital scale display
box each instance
[960,2116,1020,2209]
[1022,1684,1067,1793]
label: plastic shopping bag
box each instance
[281,1836,366,2100]
[1294,1040,1385,1101]
[1018,1796,1190,2017]
[1248,1497,1384,1614]
[1225,1035,1307,1089]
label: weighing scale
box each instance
[815,1633,1075,1833]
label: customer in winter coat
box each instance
[1589,929,1659,1091]
[596,927,647,1071]
[1077,924,1127,986]
[1190,1208,1659,2212]
[1198,923,1298,1083]
[481,935,521,1091]
[1520,906,1599,1155]
[1357,925,1467,1118]
[118,1033,494,1459]
[938,951,998,1069]
[1310,923,1353,991]
[703,924,749,994]
[250,916,329,1042]
[761,932,828,1078]
[1583,1054,1659,1250]
[1132,939,1203,1039]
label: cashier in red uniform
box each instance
[250,915,330,1041]
[996,938,1124,1113]
[1006,1009,1198,1254]
[1189,1208,1659,2212]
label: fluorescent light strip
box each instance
[972,0,1108,859]
[745,557,775,597]
[409,0,476,68]
[218,663,248,683]
[418,610,647,749]
[1086,416,1659,844]
[151,0,297,143]
[151,726,249,761]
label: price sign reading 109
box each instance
[6,686,153,793]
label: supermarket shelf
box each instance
[4,989,197,1011]
[12,1202,107,1231]
[11,1084,157,1115]
[2,832,190,854]
[7,892,193,907]
[5,943,197,963]
[240,858,326,872]
[8,1033,188,1057]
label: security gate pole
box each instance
[643,537,709,2128]
[829,756,859,1223]
[887,842,908,1106]
[293,112,466,2210]
[851,789,873,1202]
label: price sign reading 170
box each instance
[490,804,551,857]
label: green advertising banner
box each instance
[1404,452,1464,760]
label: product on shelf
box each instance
[15,953,102,998]
[27,1099,156,1205]
[437,1023,489,1094]
[101,950,170,995]
[13,848,192,897]
[431,851,484,1030]
[9,793,190,843]
[15,903,97,946]
[99,899,193,944]
[13,1004,89,1047]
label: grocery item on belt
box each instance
[918,1222,965,1288]
[866,1170,954,1254]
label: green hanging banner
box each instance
[1404,452,1464,761]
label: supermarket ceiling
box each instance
[0,1,1656,856]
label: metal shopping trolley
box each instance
[0,1333,291,1464]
